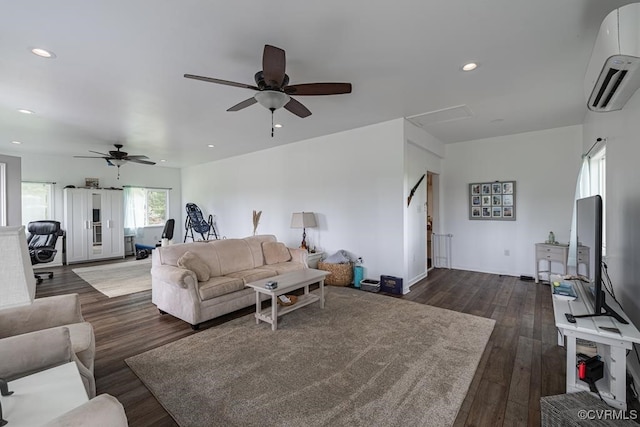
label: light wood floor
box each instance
[36,262,565,426]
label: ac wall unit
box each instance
[585,3,640,112]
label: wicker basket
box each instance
[317,261,353,286]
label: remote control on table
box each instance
[565,313,576,323]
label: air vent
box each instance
[406,105,473,128]
[587,53,640,112]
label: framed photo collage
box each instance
[469,181,516,221]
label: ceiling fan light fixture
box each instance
[111,159,126,166]
[255,90,290,110]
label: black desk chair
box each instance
[156,219,175,248]
[27,220,62,284]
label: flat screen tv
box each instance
[573,195,627,324]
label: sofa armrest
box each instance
[0,327,73,381]
[44,394,128,427]
[0,294,84,339]
[151,265,197,289]
[289,247,309,267]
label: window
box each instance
[124,187,169,230]
[22,182,54,226]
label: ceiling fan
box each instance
[74,144,156,179]
[184,44,352,136]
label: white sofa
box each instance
[151,235,307,329]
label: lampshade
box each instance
[291,212,317,229]
[255,90,291,110]
[0,226,36,309]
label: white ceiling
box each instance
[0,0,634,169]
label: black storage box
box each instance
[380,275,403,295]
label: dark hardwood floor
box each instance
[37,261,565,426]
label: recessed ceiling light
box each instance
[274,124,282,128]
[207,144,215,148]
[11,141,22,145]
[18,109,34,115]
[160,159,167,162]
[31,48,56,58]
[462,62,478,71]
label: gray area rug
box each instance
[126,287,495,427]
[72,259,151,297]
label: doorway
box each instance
[426,172,437,272]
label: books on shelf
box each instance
[552,281,577,300]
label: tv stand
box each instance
[551,276,640,410]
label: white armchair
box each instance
[0,294,96,398]
[0,226,96,397]
[0,327,127,426]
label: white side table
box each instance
[306,252,324,269]
[1,362,88,427]
[535,243,568,283]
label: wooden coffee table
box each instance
[246,269,330,330]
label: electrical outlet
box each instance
[504,249,510,256]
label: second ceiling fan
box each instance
[184,44,352,136]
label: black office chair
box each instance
[156,219,175,248]
[27,220,62,284]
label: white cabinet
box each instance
[64,188,124,263]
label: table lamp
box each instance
[0,226,36,309]
[290,212,317,251]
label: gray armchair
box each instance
[0,294,95,397]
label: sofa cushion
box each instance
[198,276,245,301]
[261,262,305,275]
[226,268,276,284]
[211,239,255,275]
[262,242,292,265]
[177,251,210,282]
[243,235,277,267]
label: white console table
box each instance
[551,277,640,410]
[0,362,88,426]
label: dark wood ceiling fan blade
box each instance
[284,98,312,118]
[125,155,149,160]
[88,150,109,156]
[184,74,260,91]
[284,83,352,96]
[227,97,258,112]
[262,45,286,88]
[74,155,107,159]
[127,159,156,165]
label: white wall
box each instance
[0,154,22,226]
[18,152,182,247]
[442,125,583,276]
[583,90,640,379]
[182,119,406,281]
[403,120,444,286]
